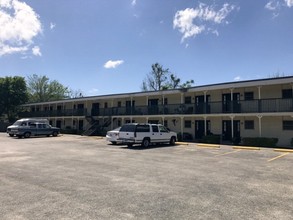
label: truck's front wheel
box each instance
[24,132,31,138]
[170,136,176,146]
[141,138,150,147]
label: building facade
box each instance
[20,77,293,146]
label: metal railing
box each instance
[19,98,293,118]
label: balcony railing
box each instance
[19,98,293,118]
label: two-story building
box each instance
[19,76,293,146]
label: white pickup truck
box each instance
[118,123,177,147]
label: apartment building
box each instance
[19,76,293,146]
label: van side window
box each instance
[136,125,150,132]
[152,125,159,132]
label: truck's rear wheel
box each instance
[142,138,150,147]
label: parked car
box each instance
[106,127,121,144]
[118,123,177,147]
[10,122,60,138]
[7,118,49,137]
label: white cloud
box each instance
[32,46,41,56]
[50,22,56,30]
[87,88,99,96]
[173,3,236,42]
[131,0,136,6]
[234,76,242,81]
[0,0,42,56]
[265,0,293,16]
[104,60,124,69]
[284,0,293,7]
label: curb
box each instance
[233,146,260,150]
[175,142,189,145]
[274,149,293,153]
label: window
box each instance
[163,98,168,105]
[152,125,159,132]
[185,96,192,104]
[136,125,150,132]
[164,120,168,128]
[159,125,169,133]
[282,89,292,99]
[283,121,293,130]
[244,92,254,100]
[118,101,121,107]
[104,102,108,108]
[184,120,192,128]
[244,120,254,130]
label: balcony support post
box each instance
[204,116,207,136]
[257,115,262,137]
[180,116,184,138]
[230,115,235,139]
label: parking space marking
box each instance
[268,152,290,162]
[214,149,242,157]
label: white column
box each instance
[204,116,207,136]
[230,115,235,139]
[257,115,262,137]
[180,116,184,137]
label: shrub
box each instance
[201,135,221,144]
[242,137,278,147]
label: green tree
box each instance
[27,74,70,102]
[0,76,28,122]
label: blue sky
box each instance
[1,0,293,96]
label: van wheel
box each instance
[127,144,133,147]
[170,137,176,146]
[142,138,150,147]
[9,134,14,137]
[24,132,31,138]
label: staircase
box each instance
[82,116,114,136]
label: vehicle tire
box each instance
[111,141,117,145]
[9,134,14,137]
[24,132,31,138]
[17,135,22,138]
[127,143,133,147]
[141,138,150,147]
[169,136,176,146]
[52,131,58,137]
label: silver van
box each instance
[6,118,49,137]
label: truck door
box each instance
[151,125,160,143]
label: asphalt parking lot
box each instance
[0,133,292,220]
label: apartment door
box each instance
[92,103,99,116]
[148,99,159,115]
[222,120,240,141]
[222,93,240,113]
[195,120,210,139]
[78,120,84,131]
[126,100,135,115]
[195,95,210,114]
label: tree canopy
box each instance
[27,74,70,102]
[0,76,28,122]
[142,63,194,91]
